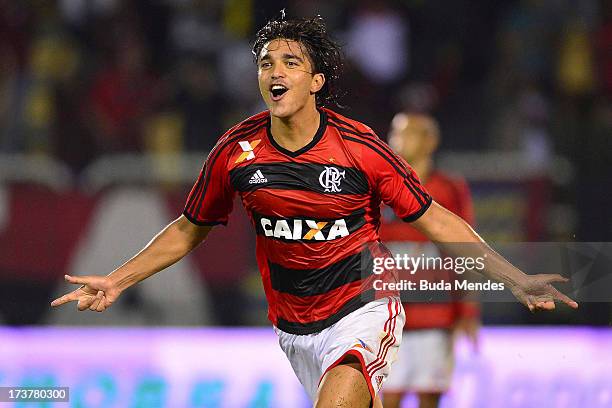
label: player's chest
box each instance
[226,133,372,214]
[231,158,372,221]
[228,160,369,196]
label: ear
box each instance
[311,73,325,94]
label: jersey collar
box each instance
[266,109,327,158]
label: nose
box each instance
[271,63,286,79]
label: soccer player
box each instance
[51,16,577,408]
[381,113,479,408]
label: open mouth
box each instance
[270,84,288,101]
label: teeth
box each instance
[271,85,286,91]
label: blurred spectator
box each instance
[88,31,162,153]
[22,5,83,155]
[170,0,224,56]
[594,3,612,97]
[58,0,118,29]
[142,109,185,185]
[218,38,261,119]
[345,1,409,85]
[556,18,596,97]
[492,85,553,171]
[0,2,33,152]
[50,52,96,173]
[496,0,561,91]
[397,82,439,114]
[174,56,225,152]
[222,0,254,39]
[574,98,612,241]
[340,1,410,134]
[0,44,24,152]
[23,17,97,172]
[289,0,346,29]
[0,1,33,69]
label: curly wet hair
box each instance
[252,14,345,107]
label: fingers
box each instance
[525,294,553,312]
[91,291,109,312]
[534,300,556,310]
[89,291,104,312]
[529,274,578,311]
[69,291,110,312]
[541,274,569,284]
[516,274,578,312]
[532,292,577,311]
[96,296,107,312]
[65,274,95,285]
[77,294,96,311]
[549,286,579,309]
[77,299,89,311]
[51,289,98,311]
[51,276,114,312]
[50,291,79,307]
[525,295,535,312]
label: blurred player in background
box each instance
[51,14,577,408]
[381,113,479,408]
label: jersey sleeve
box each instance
[362,140,432,222]
[183,147,235,226]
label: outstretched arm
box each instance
[51,215,212,312]
[411,201,578,312]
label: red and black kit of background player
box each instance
[183,107,432,334]
[380,170,480,330]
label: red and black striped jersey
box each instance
[380,170,479,330]
[380,170,474,243]
[184,108,432,334]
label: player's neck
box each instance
[269,106,321,152]
[411,158,434,182]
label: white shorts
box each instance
[275,297,405,402]
[384,329,454,393]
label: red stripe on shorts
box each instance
[367,299,400,376]
[366,298,395,371]
[366,298,399,374]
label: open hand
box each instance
[510,274,578,312]
[50,275,121,312]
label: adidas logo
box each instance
[249,170,268,184]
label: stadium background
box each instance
[0,0,610,406]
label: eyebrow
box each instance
[259,53,305,63]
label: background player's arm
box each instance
[411,201,578,311]
[51,215,212,312]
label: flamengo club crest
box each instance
[319,166,345,193]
